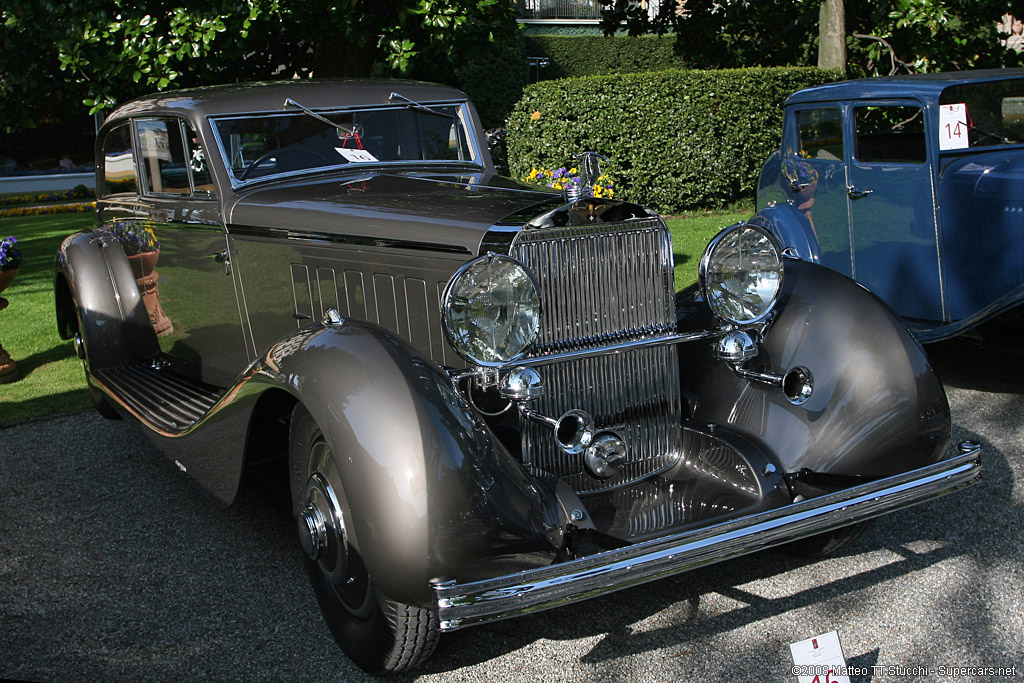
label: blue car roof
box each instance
[787,68,1024,106]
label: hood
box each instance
[225,172,562,255]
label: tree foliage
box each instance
[0,0,523,131]
[599,0,1023,75]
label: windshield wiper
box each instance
[388,92,456,119]
[283,97,360,138]
[967,122,1013,146]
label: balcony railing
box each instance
[512,0,603,21]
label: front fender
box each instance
[747,203,821,263]
[679,259,950,478]
[54,230,159,369]
[266,320,557,606]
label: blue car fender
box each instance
[747,203,822,264]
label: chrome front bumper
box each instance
[432,445,981,630]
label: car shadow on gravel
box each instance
[409,418,1016,677]
[926,336,1024,393]
[417,536,961,675]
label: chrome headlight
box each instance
[699,224,783,325]
[442,254,540,366]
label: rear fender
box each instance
[267,319,558,606]
[54,230,159,369]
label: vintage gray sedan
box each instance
[54,80,980,673]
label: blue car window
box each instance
[854,106,926,164]
[797,108,843,161]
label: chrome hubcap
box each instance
[297,504,328,561]
[303,467,349,582]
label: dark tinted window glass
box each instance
[797,108,843,161]
[101,122,138,196]
[855,105,926,164]
[940,78,1024,147]
[213,104,475,183]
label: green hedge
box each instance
[524,35,685,79]
[507,67,842,213]
[457,34,531,129]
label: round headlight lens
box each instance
[700,224,783,325]
[442,254,540,365]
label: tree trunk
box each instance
[818,0,846,70]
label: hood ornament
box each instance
[565,151,607,203]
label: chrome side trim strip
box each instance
[497,329,721,369]
[226,224,473,255]
[432,448,981,630]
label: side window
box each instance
[797,108,844,161]
[854,105,926,164]
[137,118,191,195]
[185,124,216,197]
[101,122,139,196]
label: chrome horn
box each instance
[518,405,596,455]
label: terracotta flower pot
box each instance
[127,250,173,338]
[127,250,160,280]
[0,266,18,383]
[0,267,18,296]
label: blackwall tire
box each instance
[289,404,439,674]
[778,521,871,558]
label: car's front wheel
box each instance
[288,404,439,674]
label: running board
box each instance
[93,361,222,434]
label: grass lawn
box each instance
[0,205,751,428]
[0,213,94,426]
[666,208,751,290]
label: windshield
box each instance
[212,102,478,184]
[939,78,1024,149]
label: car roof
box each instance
[787,68,1024,106]
[103,79,470,127]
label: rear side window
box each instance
[135,118,217,198]
[855,105,926,164]
[797,108,844,161]
[101,122,139,196]
[137,118,191,196]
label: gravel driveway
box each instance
[1,338,1021,682]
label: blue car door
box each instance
[845,100,944,325]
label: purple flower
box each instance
[101,221,160,255]
[0,235,21,270]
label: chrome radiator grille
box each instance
[521,345,683,492]
[510,218,676,353]
[511,218,682,493]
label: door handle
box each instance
[206,250,231,275]
[846,185,873,199]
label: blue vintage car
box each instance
[755,69,1024,341]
